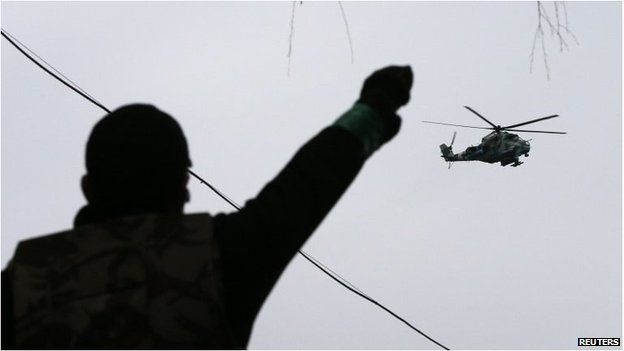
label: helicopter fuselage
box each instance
[425,106,564,168]
[440,131,531,167]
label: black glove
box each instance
[357,65,413,142]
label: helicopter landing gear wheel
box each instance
[525,154,529,157]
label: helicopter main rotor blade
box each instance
[463,106,498,129]
[502,114,559,129]
[422,120,493,130]
[505,128,567,134]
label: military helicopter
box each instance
[423,106,566,168]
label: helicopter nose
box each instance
[523,141,531,153]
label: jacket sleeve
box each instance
[213,124,370,346]
[2,267,15,349]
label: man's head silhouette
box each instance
[77,104,192,224]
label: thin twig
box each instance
[540,20,550,80]
[529,1,579,80]
[287,1,297,76]
[554,2,562,51]
[338,1,354,64]
[560,2,580,45]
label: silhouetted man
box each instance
[2,65,413,349]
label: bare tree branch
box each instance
[560,2,580,45]
[287,1,297,76]
[529,1,579,80]
[530,2,549,80]
[286,1,355,75]
[338,1,354,64]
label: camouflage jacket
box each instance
[3,125,369,349]
[6,213,236,349]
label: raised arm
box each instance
[213,66,413,347]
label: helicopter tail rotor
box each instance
[447,132,457,169]
[440,143,454,158]
[439,131,456,169]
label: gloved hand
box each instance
[356,65,413,142]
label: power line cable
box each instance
[1,28,450,350]
[1,29,101,103]
[298,251,449,350]
[0,29,235,207]
[298,250,370,298]
[187,169,242,210]
[1,30,111,114]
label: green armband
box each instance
[333,103,384,156]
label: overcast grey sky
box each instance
[1,1,621,349]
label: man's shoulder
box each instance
[11,212,214,267]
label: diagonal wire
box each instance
[298,250,370,298]
[1,30,111,114]
[0,28,236,206]
[187,169,242,210]
[299,251,449,350]
[1,27,450,350]
[1,29,101,103]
